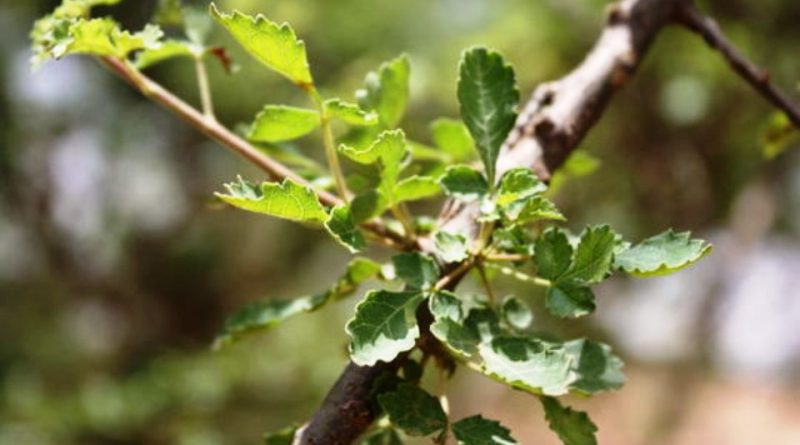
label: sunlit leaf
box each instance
[215,177,328,223]
[614,230,711,277]
[440,165,489,201]
[325,205,366,253]
[247,105,320,143]
[430,118,475,162]
[357,55,411,128]
[324,99,379,126]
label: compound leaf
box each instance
[346,290,424,366]
[614,230,711,277]
[247,105,320,143]
[210,3,313,88]
[377,384,448,437]
[457,47,519,185]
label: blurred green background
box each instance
[2,0,800,444]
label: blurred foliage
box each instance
[1,0,800,444]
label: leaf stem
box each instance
[434,258,475,291]
[309,88,351,200]
[475,263,496,306]
[483,263,551,287]
[193,55,216,121]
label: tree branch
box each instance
[675,2,800,129]
[299,0,685,443]
[99,57,408,249]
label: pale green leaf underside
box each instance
[346,290,424,366]
[247,105,320,143]
[457,47,519,185]
[134,39,198,69]
[614,230,712,277]
[434,231,469,263]
[479,337,573,396]
[452,415,517,445]
[541,397,598,445]
[325,205,366,253]
[210,3,313,87]
[324,99,379,126]
[216,177,328,223]
[377,384,448,436]
[501,296,533,330]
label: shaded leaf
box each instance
[392,252,439,291]
[394,176,441,203]
[430,317,481,357]
[535,228,573,281]
[428,290,464,322]
[247,105,320,143]
[340,130,408,205]
[452,415,517,445]
[541,397,597,445]
[440,165,489,201]
[564,339,625,394]
[215,177,328,223]
[545,285,595,319]
[457,47,519,185]
[561,225,616,285]
[346,290,424,366]
[377,384,447,436]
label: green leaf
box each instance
[541,397,598,445]
[357,55,411,128]
[457,47,519,185]
[501,296,532,330]
[394,176,441,203]
[479,336,572,396]
[762,111,800,159]
[502,196,565,224]
[361,429,403,445]
[440,165,489,201]
[497,168,547,206]
[215,257,381,347]
[210,3,313,88]
[492,226,535,256]
[535,228,574,281]
[377,384,448,437]
[339,130,408,205]
[614,230,712,277]
[564,339,625,394]
[546,285,596,319]
[263,424,299,445]
[247,105,320,143]
[434,231,469,263]
[346,290,424,366]
[452,415,517,445]
[561,225,616,285]
[392,252,439,291]
[134,39,197,69]
[350,190,389,223]
[428,290,464,321]
[430,317,481,357]
[215,177,328,223]
[430,118,475,162]
[325,205,366,253]
[324,99,378,126]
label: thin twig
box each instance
[434,259,475,291]
[475,264,497,306]
[676,2,800,129]
[483,262,551,288]
[194,55,216,121]
[99,56,408,249]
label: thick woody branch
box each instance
[300,0,684,443]
[675,3,800,129]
